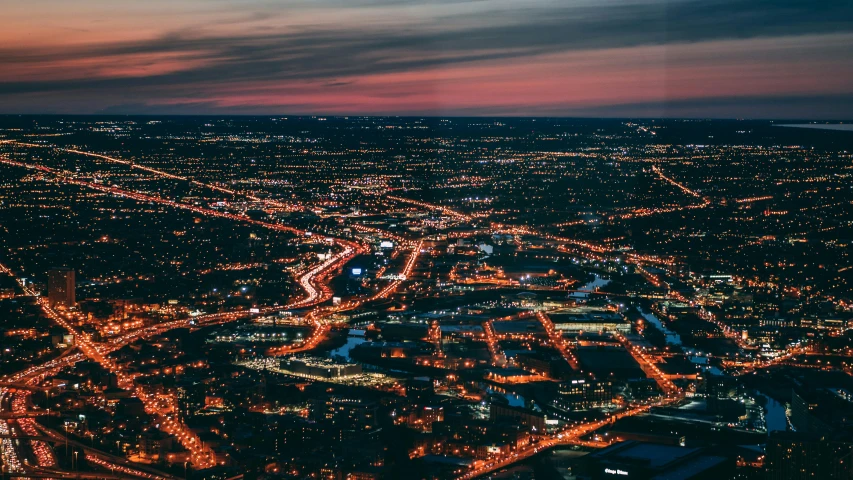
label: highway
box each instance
[0,222,360,472]
[651,165,702,199]
[0,135,821,480]
[0,149,712,479]
[0,351,176,480]
[385,195,472,222]
[5,141,303,212]
[457,400,678,480]
[365,193,699,480]
[0,163,736,479]
[0,233,358,475]
[0,153,372,475]
[266,240,423,357]
[382,191,679,271]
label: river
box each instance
[329,329,367,362]
[758,393,788,432]
[580,274,611,291]
[640,308,682,346]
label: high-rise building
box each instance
[48,267,75,307]
[789,388,845,435]
[313,395,378,431]
[552,376,614,412]
[765,431,853,480]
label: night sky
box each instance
[3,0,853,118]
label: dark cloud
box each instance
[324,81,355,87]
[24,93,853,120]
[559,94,853,120]
[0,0,851,115]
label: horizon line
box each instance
[1,113,852,123]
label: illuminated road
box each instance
[382,190,691,276]
[365,240,423,302]
[0,263,215,468]
[3,153,676,278]
[36,291,217,468]
[0,155,365,315]
[7,141,303,211]
[0,347,175,479]
[267,241,421,357]
[536,311,579,370]
[0,153,369,474]
[457,400,681,480]
[613,331,680,395]
[2,147,709,480]
[482,320,507,367]
[382,191,683,272]
[0,230,360,471]
[0,157,327,242]
[0,402,22,473]
[0,216,360,473]
[651,165,702,199]
[456,327,689,479]
[0,265,230,474]
[0,156,366,313]
[385,195,472,222]
[726,344,812,375]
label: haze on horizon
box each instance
[2,0,853,119]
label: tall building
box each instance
[552,376,614,412]
[764,431,853,480]
[48,267,75,307]
[313,395,378,431]
[790,387,853,436]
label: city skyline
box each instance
[3,0,853,118]
[1,2,853,479]
[1,114,851,480]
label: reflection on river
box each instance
[758,393,788,432]
[580,275,611,291]
[640,309,682,346]
[688,355,723,375]
[482,383,527,408]
[329,329,367,362]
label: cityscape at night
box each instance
[0,116,851,480]
[2,1,853,480]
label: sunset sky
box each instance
[3,0,853,118]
